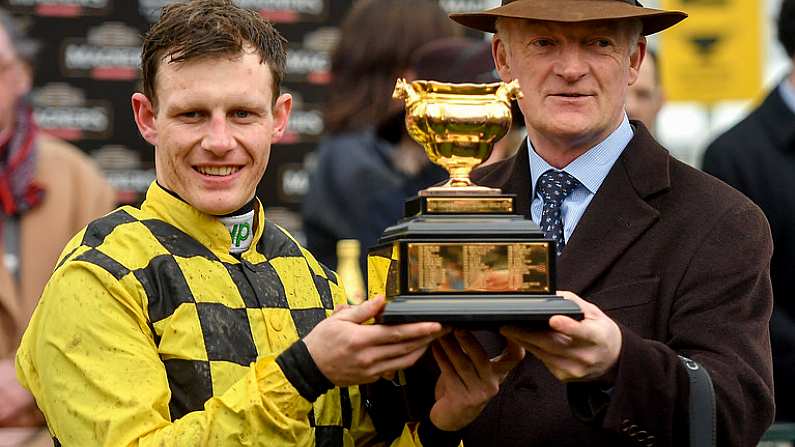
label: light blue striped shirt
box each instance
[779,78,795,114]
[529,115,634,243]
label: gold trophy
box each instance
[367,79,582,327]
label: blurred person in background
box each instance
[444,37,530,167]
[0,8,114,445]
[390,38,522,178]
[702,0,795,423]
[302,0,457,272]
[625,47,664,134]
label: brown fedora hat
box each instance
[450,0,687,36]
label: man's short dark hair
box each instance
[141,0,287,107]
[779,0,795,58]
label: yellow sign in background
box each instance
[661,0,763,103]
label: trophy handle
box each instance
[497,79,524,103]
[393,78,420,104]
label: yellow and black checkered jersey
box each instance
[16,182,455,447]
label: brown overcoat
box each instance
[461,123,775,446]
[0,134,115,356]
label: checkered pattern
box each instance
[60,205,350,444]
[536,169,582,256]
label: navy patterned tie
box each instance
[536,170,581,256]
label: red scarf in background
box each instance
[0,103,44,218]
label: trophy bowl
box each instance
[394,78,522,195]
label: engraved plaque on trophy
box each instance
[366,79,583,327]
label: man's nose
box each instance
[201,115,235,154]
[555,46,588,82]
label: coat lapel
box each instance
[757,87,795,152]
[559,125,670,293]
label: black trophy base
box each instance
[378,295,584,329]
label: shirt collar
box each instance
[141,181,266,259]
[529,114,633,196]
[779,77,795,116]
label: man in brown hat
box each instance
[440,1,775,445]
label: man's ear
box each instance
[492,35,513,83]
[271,93,293,143]
[628,37,647,87]
[131,92,158,146]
